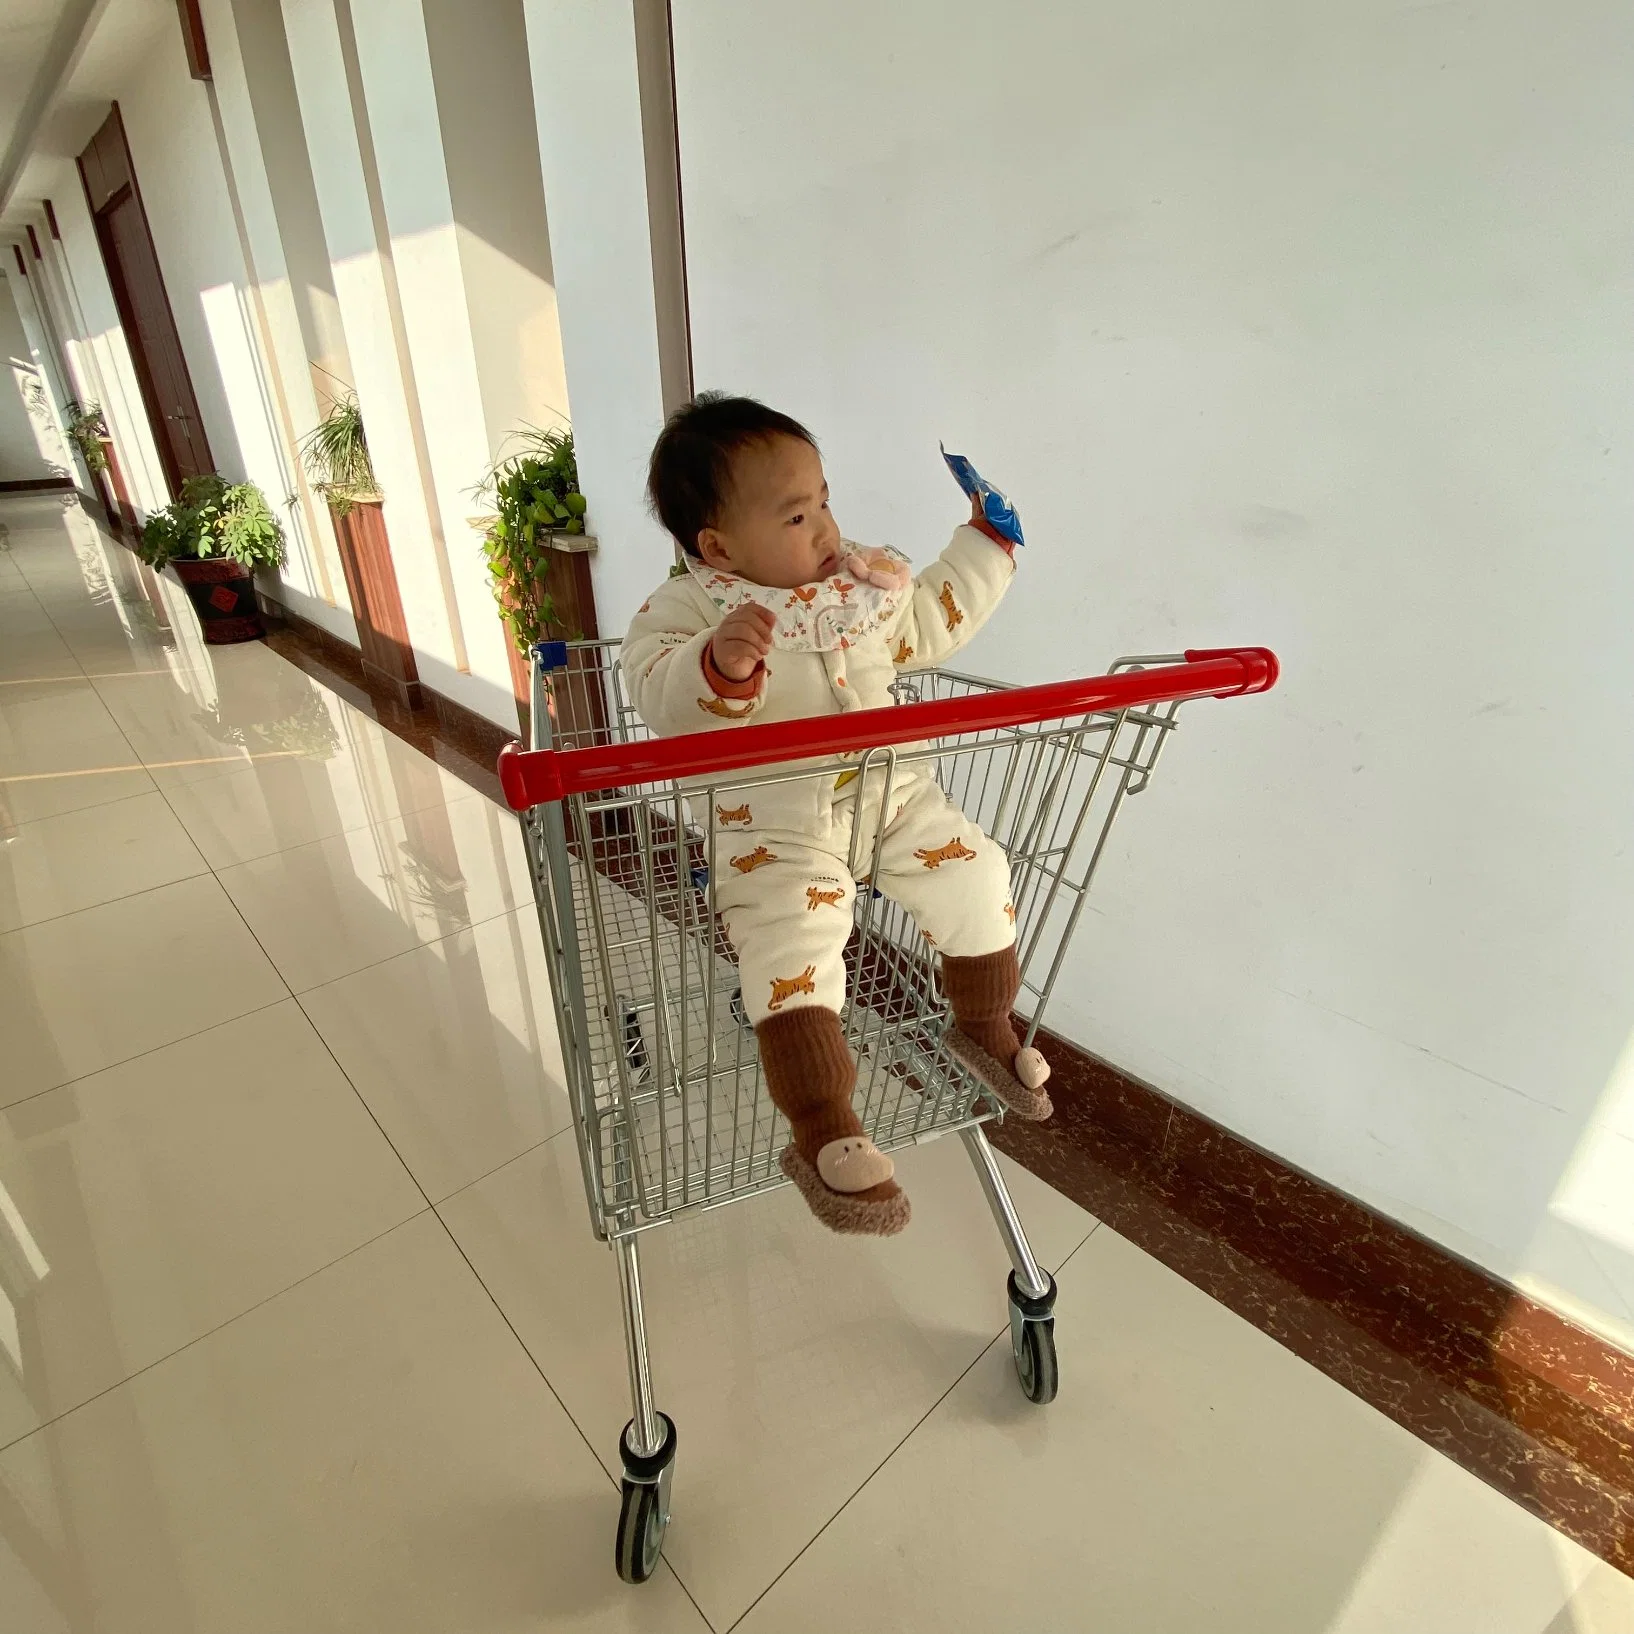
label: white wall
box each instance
[523,0,674,630]
[651,1,1634,1341]
[29,8,352,635]
[14,0,570,725]
[200,0,356,640]
[7,228,85,468]
[30,13,315,546]
[112,26,252,488]
[0,273,59,482]
[347,0,567,723]
[36,164,172,513]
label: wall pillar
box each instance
[198,0,354,638]
[2,257,76,478]
[347,0,572,723]
[522,0,675,636]
[281,0,469,703]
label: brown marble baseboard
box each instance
[250,573,1633,1578]
[991,1032,1634,1577]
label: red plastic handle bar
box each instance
[498,646,1278,810]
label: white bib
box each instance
[687,544,911,654]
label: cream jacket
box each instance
[622,525,1016,844]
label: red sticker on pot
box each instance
[209,586,239,612]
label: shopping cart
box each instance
[498,639,1278,1582]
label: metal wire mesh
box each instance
[519,641,1186,1239]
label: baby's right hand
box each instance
[711,604,776,681]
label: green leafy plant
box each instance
[476,427,588,654]
[137,474,286,572]
[300,394,378,517]
[63,401,109,473]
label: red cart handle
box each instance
[498,646,1278,809]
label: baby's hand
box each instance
[711,603,775,681]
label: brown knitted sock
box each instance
[940,947,1023,1064]
[756,1008,907,1232]
[755,1006,863,1164]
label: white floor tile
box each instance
[0,874,287,1104]
[0,1212,709,1634]
[0,625,81,684]
[216,795,535,992]
[89,670,266,789]
[300,907,570,1200]
[0,596,56,637]
[161,718,483,868]
[0,1002,424,1446]
[733,1226,1634,1634]
[2,496,1625,1632]
[0,678,155,824]
[0,791,208,932]
[440,1129,1097,1629]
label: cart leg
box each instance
[612,1233,676,1583]
[960,1125,1060,1405]
[960,1124,1050,1297]
[615,1233,664,1457]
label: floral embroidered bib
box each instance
[687,544,912,653]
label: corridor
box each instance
[0,493,1628,1632]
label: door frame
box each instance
[77,103,212,498]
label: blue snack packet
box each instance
[940,443,1024,547]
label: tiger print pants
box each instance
[713,778,1017,1024]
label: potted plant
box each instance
[475,426,600,735]
[301,393,422,708]
[62,401,109,474]
[62,399,137,531]
[300,393,378,516]
[136,474,285,643]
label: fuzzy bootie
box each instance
[756,1007,910,1235]
[940,947,1053,1120]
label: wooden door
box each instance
[78,106,212,495]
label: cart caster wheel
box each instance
[1007,1268,1059,1406]
[615,1413,676,1584]
[1013,1316,1058,1404]
[616,1478,667,1583]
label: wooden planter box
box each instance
[330,498,423,710]
[496,531,607,745]
[92,437,137,535]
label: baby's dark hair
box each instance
[647,392,816,557]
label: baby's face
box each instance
[696,436,843,589]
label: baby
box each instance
[624,394,1051,1236]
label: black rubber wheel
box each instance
[615,1477,668,1583]
[1013,1316,1059,1405]
[615,1413,676,1584]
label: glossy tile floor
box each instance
[0,495,1629,1632]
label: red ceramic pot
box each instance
[168,555,264,644]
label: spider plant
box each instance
[300,394,379,517]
